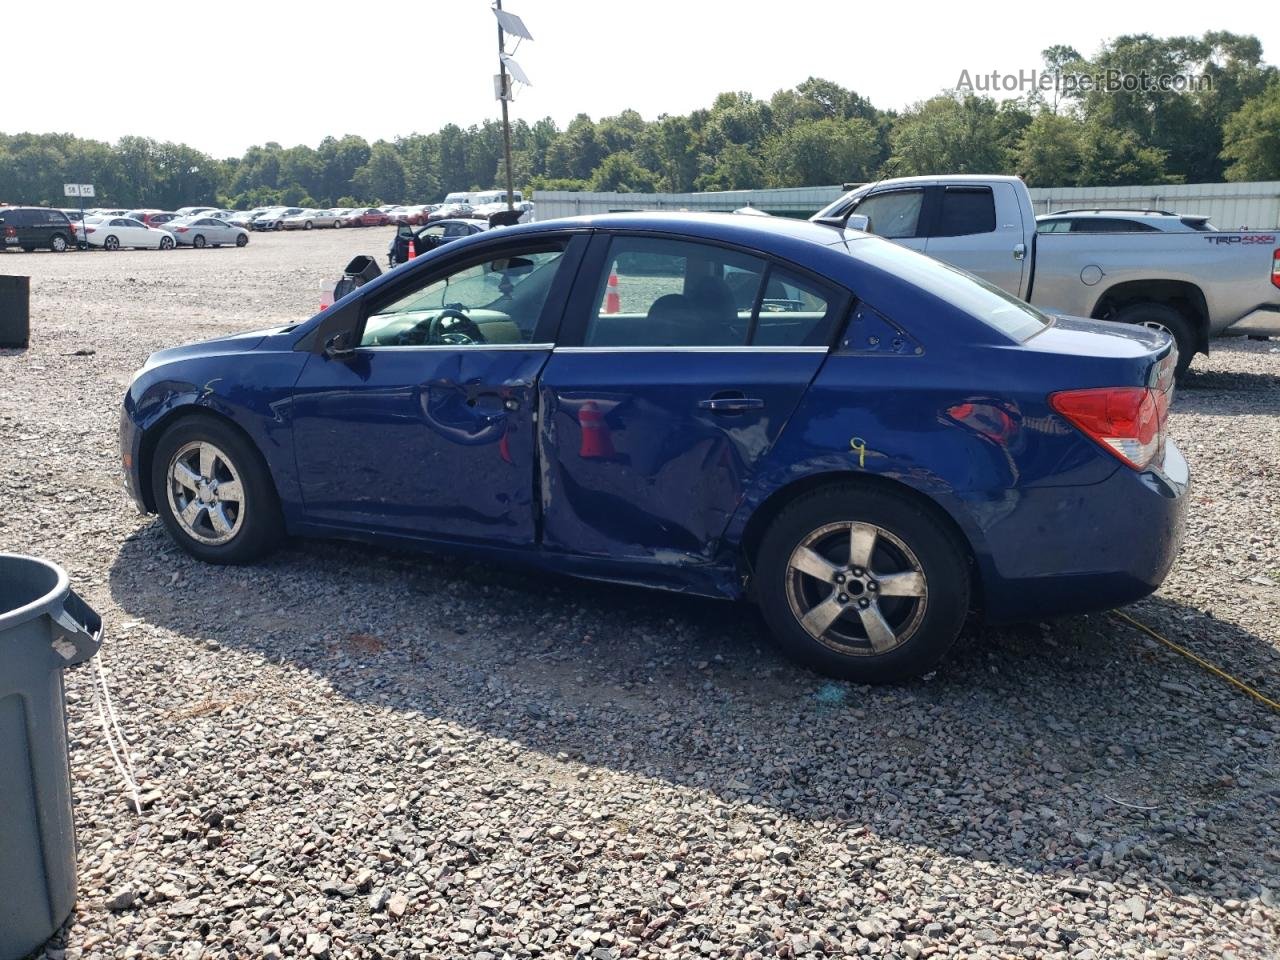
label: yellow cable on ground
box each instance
[1112,609,1280,714]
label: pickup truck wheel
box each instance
[1113,303,1194,377]
[755,486,970,683]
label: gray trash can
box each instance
[0,276,30,348]
[0,554,102,960]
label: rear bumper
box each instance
[978,440,1189,623]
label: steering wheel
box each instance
[427,307,486,345]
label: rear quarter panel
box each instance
[1031,231,1280,332]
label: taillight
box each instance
[1050,386,1166,471]
[1272,249,1280,290]
[85,226,96,234]
[174,226,188,233]
[2,226,14,238]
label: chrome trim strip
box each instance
[553,345,829,354]
[358,343,555,352]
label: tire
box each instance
[1112,302,1195,378]
[103,235,119,251]
[150,415,283,564]
[755,485,971,683]
[334,219,344,229]
[193,234,207,249]
[304,220,313,230]
[50,233,68,252]
[159,236,174,250]
[235,233,248,247]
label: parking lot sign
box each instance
[63,184,80,197]
[79,184,95,198]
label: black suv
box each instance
[0,206,76,252]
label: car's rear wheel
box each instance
[150,416,283,564]
[304,220,313,230]
[1113,302,1195,378]
[235,233,248,247]
[50,234,68,252]
[756,485,970,682]
[103,235,119,251]
[193,234,207,249]
[159,236,174,250]
[334,219,343,229]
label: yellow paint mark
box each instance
[850,437,867,468]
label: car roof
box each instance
[525,211,858,249]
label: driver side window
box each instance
[360,244,567,348]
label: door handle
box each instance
[1013,243,1026,261]
[698,396,764,413]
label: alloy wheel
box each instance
[166,441,246,545]
[784,521,928,656]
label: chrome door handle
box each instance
[1013,243,1026,261]
[698,397,764,413]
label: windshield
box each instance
[849,238,1048,341]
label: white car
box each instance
[83,215,175,251]
[167,216,250,248]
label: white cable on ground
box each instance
[88,639,143,815]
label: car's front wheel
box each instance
[159,236,174,250]
[150,416,283,564]
[756,485,970,682]
[235,233,248,247]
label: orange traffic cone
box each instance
[406,237,417,261]
[605,271,621,313]
[578,401,615,458]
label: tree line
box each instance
[2,31,1277,210]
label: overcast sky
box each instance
[7,1,1276,158]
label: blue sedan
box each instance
[119,213,1187,682]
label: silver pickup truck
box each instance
[812,174,1280,374]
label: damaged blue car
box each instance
[120,213,1187,681]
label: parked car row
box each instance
[3,195,536,253]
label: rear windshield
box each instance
[847,237,1048,341]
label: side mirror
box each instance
[323,329,357,360]
[845,214,870,232]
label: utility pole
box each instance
[496,0,515,212]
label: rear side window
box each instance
[934,187,996,237]
[584,236,837,348]
[1069,218,1157,233]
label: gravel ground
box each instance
[1,232,1278,959]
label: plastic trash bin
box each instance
[0,554,102,960]
[0,275,30,348]
[333,254,382,300]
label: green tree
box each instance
[590,152,659,192]
[352,141,407,202]
[1220,80,1280,180]
[890,95,1012,176]
[1015,112,1083,185]
[764,117,879,186]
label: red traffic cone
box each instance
[406,236,417,261]
[578,401,615,459]
[605,271,621,314]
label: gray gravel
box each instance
[2,232,1279,959]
